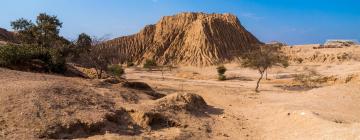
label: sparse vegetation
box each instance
[108,64,124,78]
[293,69,335,88]
[0,13,71,74]
[143,59,157,70]
[217,65,227,81]
[79,45,118,78]
[241,44,289,92]
[0,44,66,73]
[296,58,304,64]
[74,36,125,79]
[218,74,227,81]
[127,61,135,67]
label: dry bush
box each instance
[217,65,227,81]
[293,69,332,88]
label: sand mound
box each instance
[155,93,208,112]
[0,68,212,139]
[105,12,260,66]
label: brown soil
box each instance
[2,46,360,140]
[0,68,220,140]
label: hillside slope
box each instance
[0,28,16,44]
[105,12,261,66]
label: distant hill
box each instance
[105,12,261,66]
[0,28,16,44]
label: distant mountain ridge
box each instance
[105,12,261,66]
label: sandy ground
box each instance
[2,46,360,139]
[124,62,360,140]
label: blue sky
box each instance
[0,0,359,45]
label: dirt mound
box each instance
[155,93,208,112]
[105,12,261,66]
[0,28,16,44]
[0,68,213,139]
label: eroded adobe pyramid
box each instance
[105,12,261,66]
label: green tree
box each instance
[76,33,92,49]
[241,44,289,92]
[11,13,63,48]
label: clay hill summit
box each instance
[105,12,261,66]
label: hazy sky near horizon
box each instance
[0,0,359,45]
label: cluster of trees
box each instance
[0,13,123,78]
[0,13,70,73]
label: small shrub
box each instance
[296,58,304,64]
[216,65,227,81]
[143,59,157,69]
[127,61,135,67]
[293,70,328,88]
[107,64,124,78]
[218,75,226,81]
[217,65,227,75]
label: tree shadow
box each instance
[227,76,253,81]
[190,105,224,118]
[274,85,319,91]
[206,105,224,115]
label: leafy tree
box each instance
[3,13,69,73]
[76,33,92,50]
[241,44,289,92]
[11,13,63,48]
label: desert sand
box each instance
[1,46,360,140]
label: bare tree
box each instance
[78,37,123,79]
[241,44,289,92]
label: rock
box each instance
[104,12,261,66]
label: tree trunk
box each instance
[265,70,268,80]
[95,69,100,79]
[98,69,103,79]
[255,70,265,92]
[95,68,103,79]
